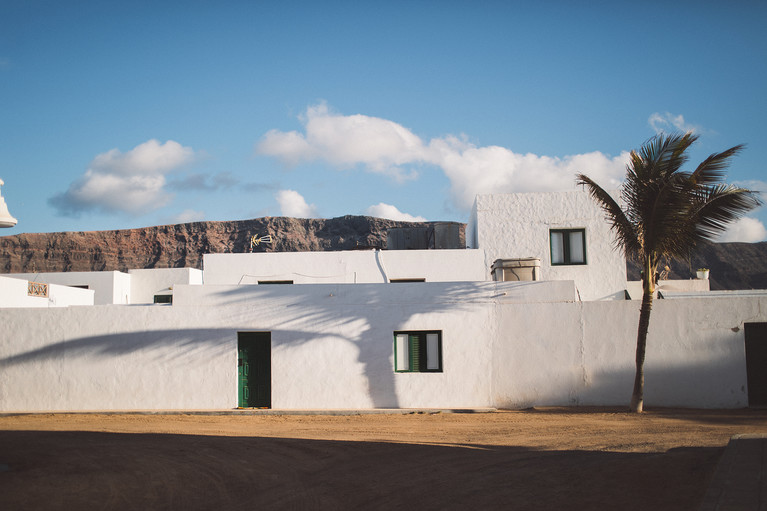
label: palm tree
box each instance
[577,132,762,412]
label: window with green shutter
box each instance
[394,331,442,372]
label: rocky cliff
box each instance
[0,216,464,274]
[1,217,764,291]
[625,241,767,291]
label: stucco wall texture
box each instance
[1,282,763,412]
[470,190,628,301]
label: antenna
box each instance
[250,234,273,252]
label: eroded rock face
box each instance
[0,216,465,273]
[1,217,763,291]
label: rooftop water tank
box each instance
[491,258,541,281]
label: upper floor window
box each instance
[550,229,586,265]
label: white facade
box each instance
[0,275,93,308]
[7,268,202,305]
[128,267,203,303]
[469,190,628,301]
[7,271,131,305]
[203,249,486,285]
[0,191,762,412]
[0,282,763,411]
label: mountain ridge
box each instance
[1,216,764,291]
[0,216,464,274]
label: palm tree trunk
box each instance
[630,261,655,413]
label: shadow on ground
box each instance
[0,430,721,511]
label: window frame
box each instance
[550,228,587,266]
[394,330,443,373]
[153,294,172,304]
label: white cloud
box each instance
[365,203,427,222]
[259,102,423,181]
[648,112,701,134]
[169,171,239,191]
[258,103,629,211]
[733,180,767,201]
[275,189,319,218]
[715,216,767,243]
[170,209,206,224]
[50,139,196,216]
[426,136,627,210]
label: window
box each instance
[257,280,293,285]
[390,278,426,283]
[394,331,442,372]
[153,294,172,304]
[550,229,586,265]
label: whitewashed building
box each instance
[1,190,766,412]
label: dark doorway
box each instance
[237,332,271,408]
[744,323,767,407]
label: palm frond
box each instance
[576,174,639,257]
[688,185,763,242]
[690,144,745,186]
[639,132,696,180]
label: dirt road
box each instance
[1,407,766,510]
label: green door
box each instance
[238,332,271,408]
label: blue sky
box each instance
[1,1,766,241]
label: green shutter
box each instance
[409,334,422,372]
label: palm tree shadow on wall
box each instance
[209,281,488,408]
[0,281,490,409]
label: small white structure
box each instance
[0,191,765,413]
[0,275,93,308]
[7,268,202,305]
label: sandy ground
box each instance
[1,407,766,510]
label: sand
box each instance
[1,407,766,510]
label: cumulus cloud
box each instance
[257,103,629,211]
[715,217,767,243]
[169,209,206,224]
[49,139,196,216]
[365,203,427,222]
[733,180,767,200]
[648,112,701,134]
[259,102,423,181]
[275,189,319,218]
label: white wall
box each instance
[0,275,94,308]
[128,268,203,304]
[626,278,710,299]
[491,296,765,409]
[6,271,130,305]
[0,282,522,411]
[0,276,49,308]
[469,191,628,301]
[0,280,762,412]
[203,249,487,285]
